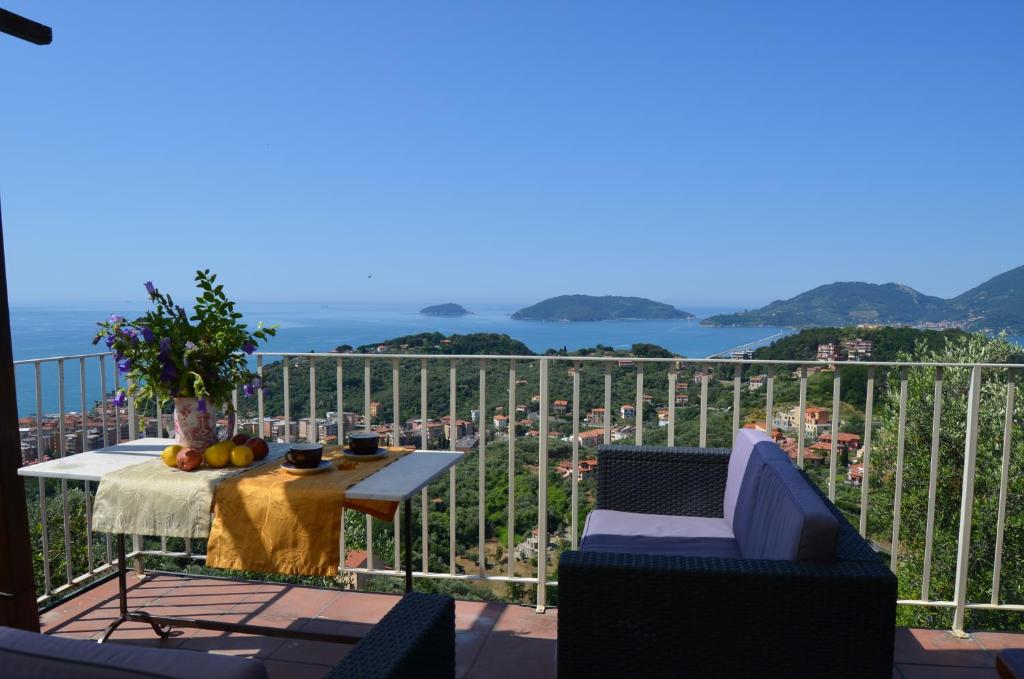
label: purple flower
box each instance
[112,390,127,408]
[117,358,133,376]
[140,326,154,343]
[104,334,116,349]
[185,341,197,351]
[159,337,172,355]
[242,341,257,355]
[159,362,179,383]
[243,383,254,397]
[108,314,125,324]
[197,398,207,413]
[121,327,138,344]
[252,376,262,389]
[144,281,157,295]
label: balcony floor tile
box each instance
[37,573,1024,678]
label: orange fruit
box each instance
[230,445,254,467]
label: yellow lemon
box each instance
[161,444,183,467]
[230,445,254,467]
[204,441,232,468]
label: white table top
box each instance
[345,451,464,502]
[17,437,287,483]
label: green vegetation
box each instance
[419,303,471,316]
[702,264,1024,334]
[867,334,1024,631]
[511,295,694,321]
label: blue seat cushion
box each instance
[736,451,839,562]
[581,509,741,558]
[0,625,268,679]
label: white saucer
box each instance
[340,449,389,461]
[282,460,332,475]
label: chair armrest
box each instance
[596,445,730,516]
[557,550,896,679]
[325,592,455,679]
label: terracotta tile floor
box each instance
[38,573,1019,677]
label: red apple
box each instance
[245,437,269,460]
[232,433,250,446]
[176,447,203,471]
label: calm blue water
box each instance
[9,301,791,416]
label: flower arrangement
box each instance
[93,270,275,445]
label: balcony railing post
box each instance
[667,362,676,447]
[477,359,486,577]
[732,363,742,447]
[257,354,265,438]
[634,363,643,445]
[699,366,709,447]
[394,358,402,573]
[797,367,807,468]
[507,359,516,578]
[449,359,456,576]
[571,361,581,548]
[828,367,841,500]
[34,361,51,598]
[282,357,291,443]
[991,368,1015,605]
[859,366,875,537]
[952,365,983,636]
[890,366,909,573]
[420,358,429,574]
[921,366,943,597]
[309,358,317,443]
[603,362,612,445]
[537,358,549,612]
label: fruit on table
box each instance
[176,447,203,471]
[204,441,232,468]
[161,444,183,468]
[231,433,250,446]
[245,437,269,460]
[230,445,254,467]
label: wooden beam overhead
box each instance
[0,8,52,45]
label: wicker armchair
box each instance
[557,444,896,679]
[326,592,455,679]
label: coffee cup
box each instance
[348,432,379,455]
[286,443,323,468]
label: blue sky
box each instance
[1,1,1022,308]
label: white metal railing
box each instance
[14,349,1023,633]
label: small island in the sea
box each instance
[420,303,472,317]
[511,295,695,322]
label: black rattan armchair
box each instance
[327,592,455,679]
[557,444,896,679]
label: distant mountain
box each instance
[949,265,1024,333]
[512,295,695,322]
[703,283,949,327]
[420,303,471,317]
[701,265,1024,334]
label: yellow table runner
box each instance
[206,447,408,577]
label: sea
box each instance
[9,301,793,417]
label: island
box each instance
[420,303,472,317]
[511,295,695,322]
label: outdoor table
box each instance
[345,451,464,593]
[17,438,463,645]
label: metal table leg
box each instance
[97,533,364,645]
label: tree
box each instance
[869,333,1023,630]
